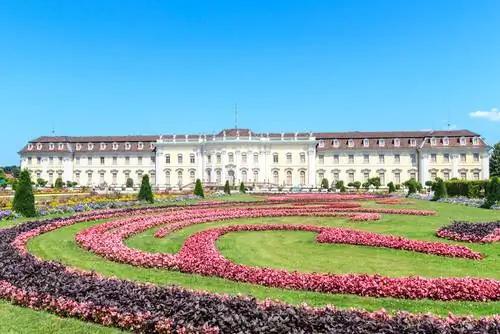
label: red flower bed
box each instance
[52,206,496,302]
[375,199,416,205]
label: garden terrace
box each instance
[0,194,499,333]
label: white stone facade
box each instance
[19,129,490,189]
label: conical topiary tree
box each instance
[138,174,154,203]
[482,176,500,209]
[239,181,246,193]
[432,177,447,201]
[387,181,396,193]
[13,169,36,217]
[223,180,231,194]
[194,178,205,198]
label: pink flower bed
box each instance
[54,206,497,301]
[375,199,416,205]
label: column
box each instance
[262,145,269,183]
[63,154,74,182]
[482,152,490,179]
[451,153,459,178]
[419,153,429,184]
[307,144,316,186]
[196,145,204,181]
[155,146,165,187]
[234,149,240,182]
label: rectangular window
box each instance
[333,155,339,164]
[431,154,437,163]
[49,157,54,165]
[443,171,450,181]
[363,154,369,164]
[273,154,279,163]
[228,153,234,163]
[88,157,92,165]
[333,172,339,181]
[75,173,80,184]
[394,154,400,164]
[363,172,369,182]
[379,172,385,185]
[138,157,143,165]
[75,157,80,165]
[112,157,117,165]
[410,172,416,180]
[27,157,32,165]
[410,154,416,164]
[431,171,437,179]
[37,157,42,165]
[379,154,384,164]
[473,153,479,162]
[473,172,480,180]
[190,154,195,164]
[394,172,400,184]
[286,154,292,164]
[100,157,105,165]
[165,154,170,164]
[125,156,130,165]
[443,153,450,163]
[348,172,354,183]
[460,172,467,180]
[112,173,117,184]
[348,155,354,164]
[151,156,156,164]
[241,153,247,164]
[318,155,324,164]
[58,157,63,164]
[460,153,466,163]
[207,155,212,164]
[217,154,222,164]
[178,154,183,164]
[300,154,305,164]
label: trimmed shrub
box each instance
[353,181,361,190]
[368,177,381,189]
[387,181,395,193]
[194,179,205,197]
[432,177,447,201]
[224,180,231,194]
[403,179,422,196]
[126,178,134,188]
[36,178,48,187]
[321,178,329,189]
[239,182,246,194]
[138,175,154,203]
[482,177,500,209]
[54,177,64,188]
[13,169,36,217]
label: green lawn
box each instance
[3,197,500,332]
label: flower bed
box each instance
[0,200,499,332]
[437,221,500,243]
[375,199,416,205]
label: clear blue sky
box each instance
[1,0,499,165]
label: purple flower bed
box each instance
[437,221,500,243]
[0,209,499,332]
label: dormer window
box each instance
[49,143,55,150]
[472,137,479,145]
[443,137,449,146]
[430,137,437,146]
[125,142,131,150]
[333,139,340,148]
[27,144,33,150]
[58,143,64,150]
[410,138,417,147]
[460,137,466,145]
[394,138,400,147]
[87,143,94,150]
[138,142,144,150]
[363,139,369,147]
[100,143,106,150]
[318,140,325,148]
[75,143,81,151]
[379,139,385,147]
[112,142,118,150]
[36,143,42,150]
[348,139,354,148]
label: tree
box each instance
[126,178,134,188]
[36,178,48,187]
[321,178,329,189]
[239,181,246,193]
[490,142,500,178]
[13,169,36,217]
[353,181,361,190]
[368,177,381,189]
[194,179,205,197]
[223,180,231,194]
[138,174,154,203]
[387,181,396,193]
[482,176,500,209]
[403,179,422,197]
[432,177,447,201]
[54,177,64,188]
[362,182,370,190]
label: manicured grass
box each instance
[25,199,500,319]
[0,300,119,333]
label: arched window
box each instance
[165,171,170,185]
[300,171,306,185]
[286,171,292,185]
[273,171,279,184]
[177,170,183,186]
[228,153,234,163]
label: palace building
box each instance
[18,128,490,189]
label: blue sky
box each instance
[1,0,499,165]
